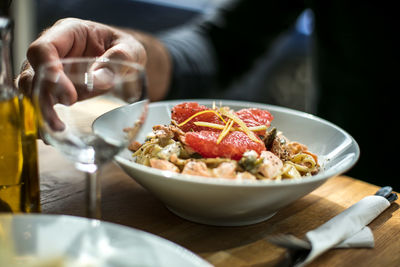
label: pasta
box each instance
[130,102,319,180]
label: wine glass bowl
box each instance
[33,57,147,218]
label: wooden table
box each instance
[38,140,400,267]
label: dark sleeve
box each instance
[159,0,306,99]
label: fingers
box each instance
[15,59,70,132]
[92,36,147,101]
[16,59,76,107]
[16,61,34,97]
[90,58,146,103]
[16,62,67,131]
[26,18,90,70]
[92,67,115,90]
[37,68,78,131]
[39,85,65,131]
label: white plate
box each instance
[0,214,212,267]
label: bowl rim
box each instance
[112,99,360,188]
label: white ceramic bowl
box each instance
[93,99,359,226]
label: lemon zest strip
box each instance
[217,119,234,144]
[218,108,262,144]
[178,110,226,127]
[193,121,267,132]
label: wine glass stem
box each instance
[86,171,101,219]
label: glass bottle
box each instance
[0,16,40,212]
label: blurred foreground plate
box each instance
[0,214,212,267]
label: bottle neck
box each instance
[0,16,14,89]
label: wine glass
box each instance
[33,57,148,219]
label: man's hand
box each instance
[16,17,171,133]
[17,18,147,102]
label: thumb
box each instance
[99,37,147,65]
[91,35,146,91]
[92,67,115,90]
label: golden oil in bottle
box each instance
[0,88,40,212]
[0,17,40,213]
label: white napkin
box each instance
[299,195,390,266]
[335,226,374,248]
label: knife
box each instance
[374,186,398,203]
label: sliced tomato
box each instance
[171,102,224,132]
[185,131,266,160]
